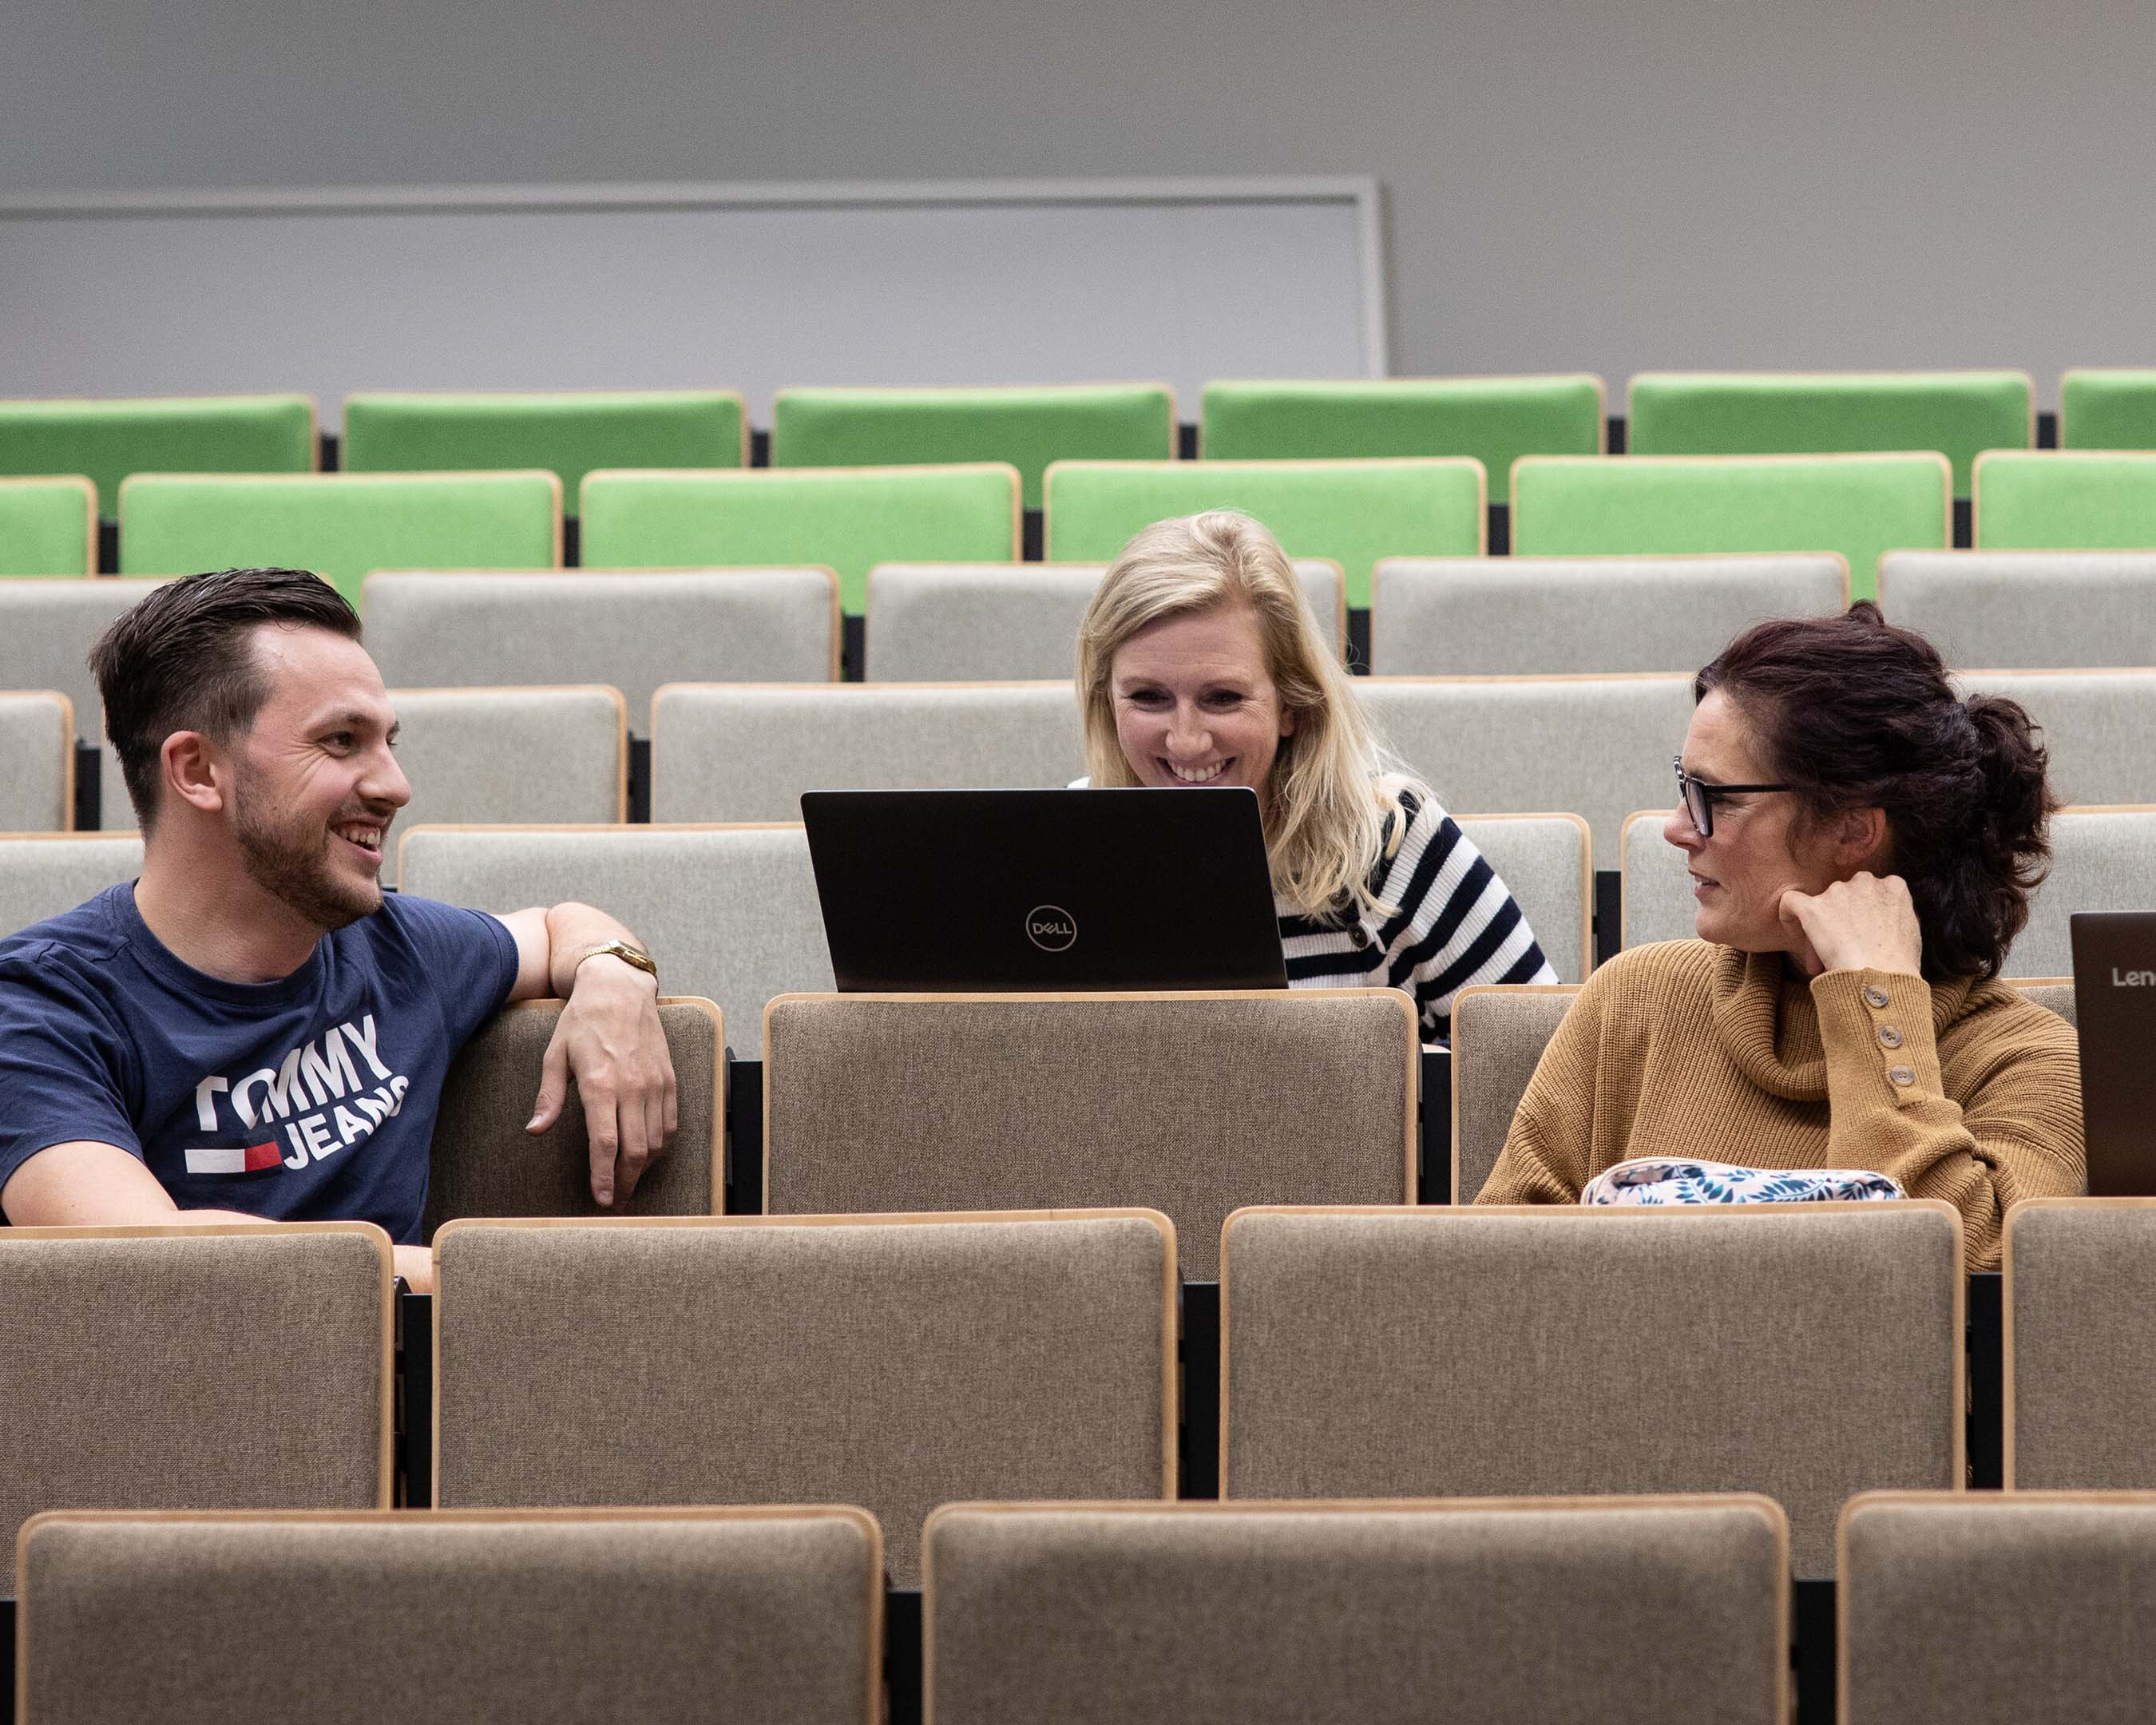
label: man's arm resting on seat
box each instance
[1,1140,436,1290]
[495,902,679,1208]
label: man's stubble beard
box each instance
[231,773,382,932]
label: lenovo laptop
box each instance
[2070,910,2156,1196]
[800,787,1288,992]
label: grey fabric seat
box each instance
[1221,1202,1964,1575]
[0,832,143,937]
[1,689,75,831]
[1448,983,1582,1202]
[98,683,629,878]
[400,823,830,1043]
[0,1223,393,1555]
[651,681,1084,823]
[434,1210,1176,1584]
[0,577,164,742]
[865,558,1345,681]
[2005,1199,2156,1489]
[1372,551,1847,675]
[1880,549,2156,669]
[925,1496,1789,1725]
[1841,1491,2156,1725]
[1456,811,1591,981]
[1623,803,2156,977]
[363,567,841,723]
[422,997,724,1240]
[18,1505,881,1725]
[763,992,1417,1279]
[1358,674,1694,859]
[1957,669,2156,807]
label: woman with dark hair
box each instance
[1476,601,2083,1267]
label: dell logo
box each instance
[1026,905,1078,952]
[2114,968,2156,987]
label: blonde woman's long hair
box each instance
[1076,510,1411,921]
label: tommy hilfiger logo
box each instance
[184,1014,410,1174]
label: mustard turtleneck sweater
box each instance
[1473,939,2085,1270]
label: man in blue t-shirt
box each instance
[0,568,677,1291]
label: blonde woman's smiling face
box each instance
[1110,603,1294,797]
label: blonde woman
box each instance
[1076,511,1556,1043]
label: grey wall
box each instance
[5,0,2152,399]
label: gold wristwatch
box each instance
[577,939,658,982]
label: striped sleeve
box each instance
[1278,788,1556,1045]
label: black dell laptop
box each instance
[800,787,1288,992]
[2071,910,2156,1196]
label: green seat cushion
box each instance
[2060,371,2156,450]
[343,391,745,508]
[0,395,315,515]
[1200,377,1603,504]
[1044,458,1486,609]
[119,472,561,607]
[1511,454,1950,601]
[0,477,97,577]
[771,386,1173,512]
[1975,451,2156,550]
[580,465,1020,613]
[1627,371,2030,497]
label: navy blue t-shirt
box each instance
[0,884,520,1243]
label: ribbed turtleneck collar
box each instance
[1707,947,1974,1101]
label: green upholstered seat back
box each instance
[1975,450,2156,550]
[580,465,1020,614]
[1627,371,2031,496]
[0,395,316,516]
[1045,457,1485,609]
[2061,369,2156,449]
[771,385,1173,511]
[1201,376,1604,504]
[0,477,96,576]
[117,471,562,607]
[342,391,746,509]
[1511,452,1951,601]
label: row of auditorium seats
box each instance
[7,1198,2155,1581]
[10,368,2156,506]
[16,448,2156,602]
[25,1489,2156,1724]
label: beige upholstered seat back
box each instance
[365,567,841,719]
[0,832,144,938]
[1357,675,1694,858]
[401,823,830,1044]
[1222,1204,1964,1575]
[866,558,1344,681]
[1619,810,1695,950]
[0,577,163,742]
[1456,813,1591,981]
[422,997,724,1239]
[1957,669,2156,807]
[2005,1199,2156,1489]
[650,681,1084,823]
[763,993,1416,1280]
[434,1211,1175,1584]
[1449,984,1579,1202]
[0,689,74,831]
[1373,551,1846,676]
[18,1506,881,1725]
[926,1497,1789,1725]
[0,1225,392,1553]
[1840,1492,2156,1725]
[1880,549,2156,669]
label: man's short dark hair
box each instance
[89,569,362,833]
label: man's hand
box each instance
[1778,871,1924,978]
[525,954,679,1208]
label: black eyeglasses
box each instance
[1673,755,1795,839]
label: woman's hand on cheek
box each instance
[1777,872,1924,978]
